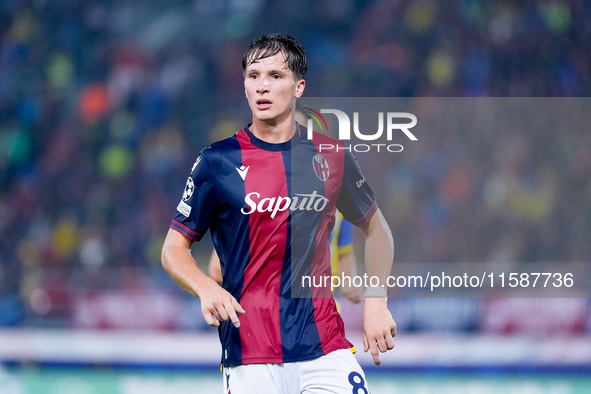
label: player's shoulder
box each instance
[311,130,342,145]
[297,123,345,151]
[199,130,243,160]
[208,131,242,151]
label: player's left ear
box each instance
[294,79,306,98]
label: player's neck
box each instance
[250,113,295,144]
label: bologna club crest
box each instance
[313,154,329,181]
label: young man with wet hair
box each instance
[162,33,396,393]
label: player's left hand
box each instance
[362,297,396,366]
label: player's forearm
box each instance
[161,235,214,298]
[362,209,394,286]
[361,209,397,366]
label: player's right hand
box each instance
[199,281,246,328]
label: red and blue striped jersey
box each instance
[170,124,377,367]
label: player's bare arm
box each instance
[208,249,223,284]
[337,249,363,302]
[360,208,396,366]
[161,229,245,327]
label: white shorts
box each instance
[223,349,370,394]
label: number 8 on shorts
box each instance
[348,371,369,394]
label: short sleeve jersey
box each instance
[170,124,377,367]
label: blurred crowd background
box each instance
[0,0,590,335]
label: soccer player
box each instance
[161,33,396,393]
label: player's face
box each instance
[244,53,305,124]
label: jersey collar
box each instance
[243,124,302,151]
